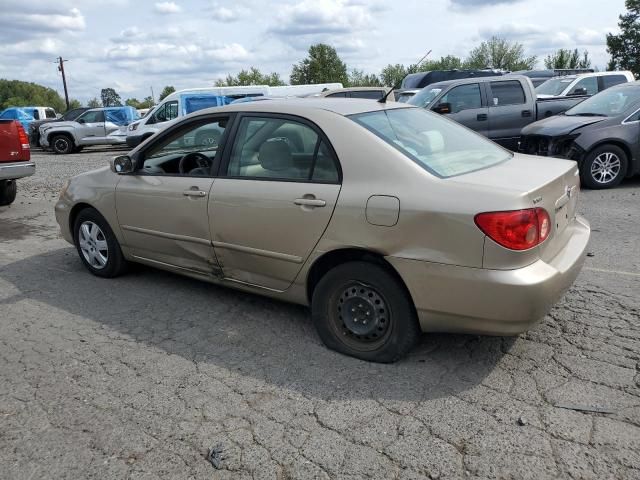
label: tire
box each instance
[73,208,127,278]
[51,134,74,154]
[581,144,628,189]
[0,180,17,206]
[311,261,421,363]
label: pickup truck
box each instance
[408,75,587,150]
[29,107,89,147]
[39,106,140,154]
[0,120,34,206]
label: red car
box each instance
[0,119,34,206]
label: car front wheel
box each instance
[51,134,74,154]
[311,261,421,363]
[73,208,127,278]
[581,145,628,189]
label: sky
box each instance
[0,0,627,104]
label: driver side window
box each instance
[150,101,178,124]
[141,117,229,177]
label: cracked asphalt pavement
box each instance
[1,149,639,479]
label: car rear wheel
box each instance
[0,180,17,206]
[51,134,74,154]
[311,261,421,363]
[73,208,127,278]
[581,145,628,189]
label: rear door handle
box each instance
[522,110,532,117]
[294,198,326,207]
[183,188,207,197]
[477,113,488,121]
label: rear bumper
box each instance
[387,215,590,335]
[0,162,35,180]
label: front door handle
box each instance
[183,187,207,197]
[522,110,532,117]
[477,113,488,121]
[294,198,326,207]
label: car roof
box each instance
[193,97,410,117]
[317,86,390,96]
[423,75,510,89]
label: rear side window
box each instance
[489,81,526,106]
[350,90,385,100]
[602,75,628,90]
[227,116,339,183]
[326,92,347,98]
[32,110,40,120]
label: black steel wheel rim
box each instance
[331,281,392,351]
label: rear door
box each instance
[486,80,531,150]
[209,114,341,291]
[437,83,488,137]
[75,110,106,144]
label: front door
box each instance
[209,114,342,291]
[75,110,106,144]
[437,83,489,137]
[115,116,230,274]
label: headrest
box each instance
[421,130,445,154]
[258,139,293,171]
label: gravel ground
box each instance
[1,149,639,480]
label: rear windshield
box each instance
[350,108,510,178]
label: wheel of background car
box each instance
[73,208,127,278]
[195,130,220,147]
[178,152,212,174]
[311,261,421,363]
[581,144,628,189]
[51,134,74,154]
[0,180,17,206]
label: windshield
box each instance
[565,86,640,117]
[407,87,443,108]
[350,108,510,178]
[535,77,575,96]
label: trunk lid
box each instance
[450,153,580,262]
[0,120,30,163]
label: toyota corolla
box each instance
[55,99,590,362]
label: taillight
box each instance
[475,208,551,251]
[16,123,31,160]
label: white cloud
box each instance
[154,1,182,14]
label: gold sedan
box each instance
[55,99,590,362]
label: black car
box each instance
[29,107,90,146]
[520,82,640,189]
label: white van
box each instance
[125,83,344,147]
[535,71,635,98]
[126,86,270,147]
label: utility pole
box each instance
[150,86,155,104]
[57,57,70,110]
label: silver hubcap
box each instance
[591,152,621,184]
[78,221,108,269]
[54,138,68,152]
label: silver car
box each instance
[55,99,590,362]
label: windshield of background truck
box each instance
[565,86,640,117]
[535,77,575,96]
[350,108,510,178]
[408,87,443,108]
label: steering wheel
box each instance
[178,152,212,174]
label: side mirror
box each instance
[77,119,85,124]
[110,155,134,174]
[432,102,452,114]
[569,87,588,96]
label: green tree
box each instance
[290,44,348,85]
[87,97,101,108]
[464,36,537,71]
[125,96,155,109]
[100,88,122,107]
[544,49,592,69]
[215,67,285,86]
[347,69,382,87]
[0,79,66,111]
[68,99,82,110]
[607,0,640,76]
[421,55,464,71]
[158,85,175,101]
